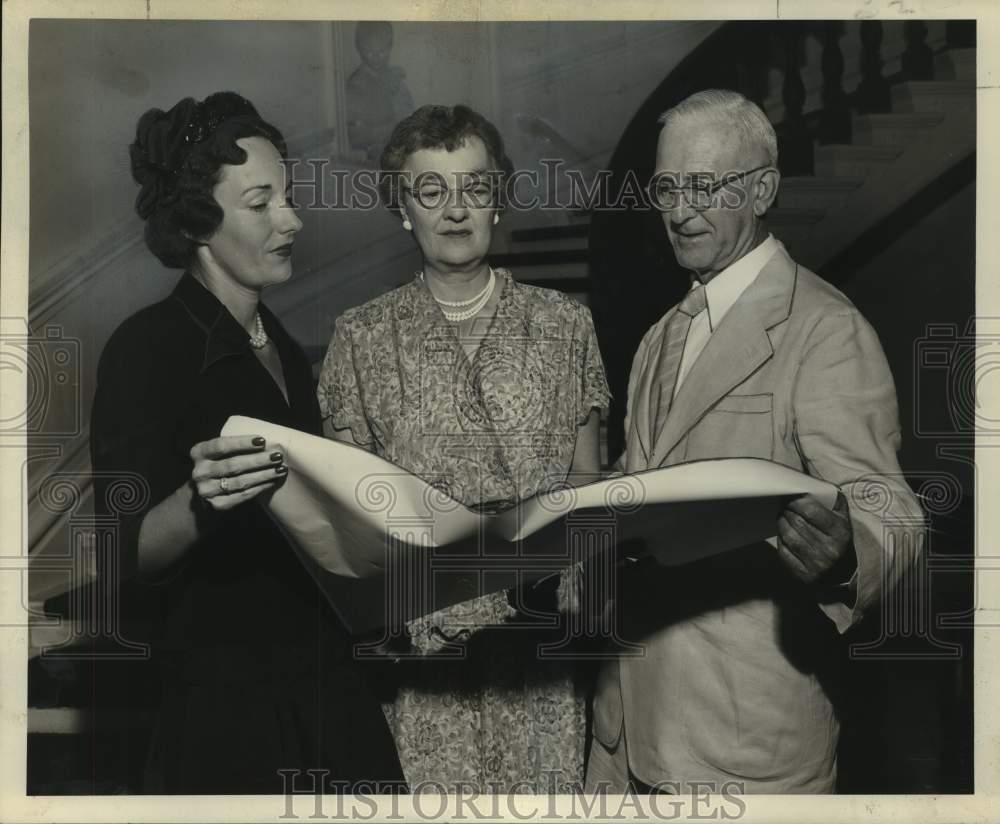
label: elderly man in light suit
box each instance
[585,90,922,794]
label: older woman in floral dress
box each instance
[318,104,609,792]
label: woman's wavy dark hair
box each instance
[378,104,515,214]
[129,91,286,269]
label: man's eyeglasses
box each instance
[647,165,773,212]
[401,176,497,210]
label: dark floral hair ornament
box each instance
[130,91,284,269]
[130,93,260,220]
[182,94,258,146]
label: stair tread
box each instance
[780,176,866,190]
[853,112,946,126]
[893,80,975,93]
[767,207,826,225]
[814,144,904,159]
[492,249,589,266]
[28,706,152,734]
[510,267,587,280]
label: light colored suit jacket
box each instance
[592,242,922,792]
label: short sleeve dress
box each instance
[90,273,404,794]
[317,269,610,791]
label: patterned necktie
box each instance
[651,284,708,437]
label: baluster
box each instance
[818,22,851,145]
[856,21,891,114]
[777,22,812,176]
[901,21,934,81]
[735,22,772,107]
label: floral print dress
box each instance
[318,269,610,791]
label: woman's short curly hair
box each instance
[378,104,515,214]
[129,91,286,269]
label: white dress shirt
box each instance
[673,233,779,397]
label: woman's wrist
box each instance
[135,481,204,581]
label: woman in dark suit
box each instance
[90,91,404,794]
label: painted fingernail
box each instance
[253,436,266,447]
[270,451,283,462]
[275,465,288,475]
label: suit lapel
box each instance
[627,309,679,470]
[648,244,799,468]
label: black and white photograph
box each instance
[1,1,996,821]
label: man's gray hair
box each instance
[658,89,778,168]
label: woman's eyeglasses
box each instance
[647,165,773,212]
[401,177,497,210]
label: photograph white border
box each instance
[2,0,997,821]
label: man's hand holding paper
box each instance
[777,491,856,586]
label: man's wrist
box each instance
[814,541,859,598]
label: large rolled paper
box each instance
[221,415,837,632]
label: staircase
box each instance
[772,47,975,268]
[494,44,974,293]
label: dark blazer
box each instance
[90,273,403,794]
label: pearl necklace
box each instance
[248,312,269,349]
[421,269,496,322]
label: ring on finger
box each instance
[219,477,230,494]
